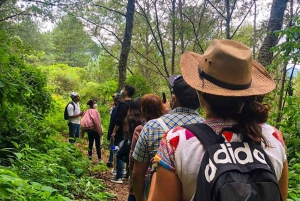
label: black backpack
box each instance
[183,123,283,201]
[116,138,131,163]
[64,102,75,120]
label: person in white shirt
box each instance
[68,92,84,144]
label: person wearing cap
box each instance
[149,39,288,201]
[68,92,84,144]
[132,76,204,201]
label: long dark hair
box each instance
[123,98,145,139]
[201,93,270,146]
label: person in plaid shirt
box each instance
[132,75,204,201]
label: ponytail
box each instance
[202,93,270,146]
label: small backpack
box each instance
[116,138,131,163]
[184,123,283,201]
[64,102,75,120]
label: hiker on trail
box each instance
[121,97,144,201]
[67,92,84,144]
[81,99,103,162]
[110,93,119,116]
[149,39,288,201]
[110,85,135,184]
[128,94,165,201]
[132,76,204,201]
[107,93,123,168]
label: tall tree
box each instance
[52,15,101,67]
[118,0,135,90]
[257,0,289,67]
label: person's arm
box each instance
[111,125,120,140]
[68,104,83,118]
[132,160,150,201]
[148,164,181,201]
[278,160,288,201]
[148,128,180,201]
[111,103,127,139]
[132,125,151,201]
[92,110,103,136]
[129,126,142,195]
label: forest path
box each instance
[74,138,129,201]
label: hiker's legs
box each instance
[116,158,123,180]
[87,131,95,159]
[108,139,114,163]
[93,132,101,160]
[68,123,76,144]
[74,124,80,140]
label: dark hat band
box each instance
[198,67,252,90]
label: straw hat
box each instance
[180,39,275,97]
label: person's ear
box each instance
[171,94,177,104]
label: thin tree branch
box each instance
[0,11,28,22]
[136,1,162,53]
[93,4,126,17]
[0,0,7,7]
[230,1,254,39]
[182,13,204,53]
[95,37,133,75]
[229,0,237,18]
[154,0,168,77]
[206,0,226,20]
[130,46,160,69]
[70,12,123,43]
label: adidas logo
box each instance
[205,142,267,182]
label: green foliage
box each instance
[85,53,119,83]
[52,15,101,67]
[39,64,87,96]
[268,95,300,199]
[126,75,152,98]
[272,16,300,64]
[0,166,71,201]
[0,135,114,200]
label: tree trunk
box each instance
[257,0,288,67]
[118,0,135,90]
[179,0,185,54]
[252,0,257,57]
[225,0,230,39]
[171,0,176,74]
[275,0,294,128]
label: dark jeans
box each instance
[87,131,101,160]
[127,194,136,201]
[108,139,114,163]
[116,158,123,179]
[68,123,80,144]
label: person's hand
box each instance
[163,99,170,111]
[111,131,116,140]
[99,131,103,136]
[80,111,84,116]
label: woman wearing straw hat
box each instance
[149,39,288,201]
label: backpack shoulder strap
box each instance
[157,118,169,132]
[69,102,75,111]
[183,123,220,148]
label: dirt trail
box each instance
[75,140,129,201]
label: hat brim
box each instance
[180,52,276,97]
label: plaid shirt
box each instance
[132,107,204,163]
